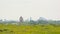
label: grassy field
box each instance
[0,24,60,34]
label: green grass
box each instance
[0,23,60,34]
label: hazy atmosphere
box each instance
[0,0,60,20]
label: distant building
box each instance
[19,16,23,23]
[0,19,2,22]
[38,17,47,21]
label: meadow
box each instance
[0,23,60,34]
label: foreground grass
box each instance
[0,24,60,34]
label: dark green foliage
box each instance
[3,29,8,31]
[0,30,3,32]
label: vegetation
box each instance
[0,23,60,34]
[0,17,60,34]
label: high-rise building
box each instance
[19,16,23,23]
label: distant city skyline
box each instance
[0,0,60,20]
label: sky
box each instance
[0,0,60,20]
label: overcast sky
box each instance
[0,0,60,20]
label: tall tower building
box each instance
[19,16,23,23]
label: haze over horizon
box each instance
[0,0,60,20]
